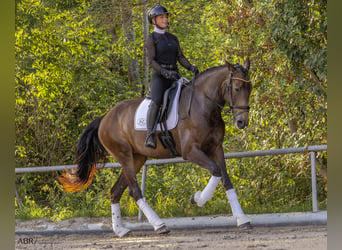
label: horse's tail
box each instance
[58,116,107,193]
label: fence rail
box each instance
[15,145,327,217]
[15,145,326,173]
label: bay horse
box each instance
[59,58,253,237]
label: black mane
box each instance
[195,63,247,81]
[195,65,226,81]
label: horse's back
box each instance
[98,98,143,145]
[110,98,143,116]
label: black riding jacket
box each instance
[145,31,192,73]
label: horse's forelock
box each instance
[232,63,249,75]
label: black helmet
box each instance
[148,5,169,24]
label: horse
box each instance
[59,58,253,237]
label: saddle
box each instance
[134,77,189,155]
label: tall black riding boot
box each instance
[145,101,159,149]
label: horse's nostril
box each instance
[237,120,245,128]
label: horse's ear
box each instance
[244,57,250,71]
[226,61,235,73]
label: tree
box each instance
[15,0,117,167]
[119,0,141,90]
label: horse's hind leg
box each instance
[110,154,146,237]
[112,150,169,235]
[110,173,130,237]
[123,155,169,234]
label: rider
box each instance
[145,4,199,149]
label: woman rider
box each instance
[145,4,199,148]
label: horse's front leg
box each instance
[191,175,222,207]
[182,143,223,207]
[215,147,252,228]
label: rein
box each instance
[187,71,197,116]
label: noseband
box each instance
[225,73,251,117]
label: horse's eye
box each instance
[234,87,240,92]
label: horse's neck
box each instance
[196,65,228,104]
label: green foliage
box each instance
[15,0,326,221]
[267,0,327,79]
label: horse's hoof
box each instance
[120,231,131,237]
[239,222,253,230]
[156,225,170,235]
[190,191,202,206]
[190,194,196,204]
[117,228,131,238]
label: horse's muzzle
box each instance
[236,119,248,129]
[234,112,249,129]
[230,105,250,129]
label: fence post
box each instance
[138,165,147,220]
[15,183,23,210]
[310,152,318,212]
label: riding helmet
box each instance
[148,5,169,24]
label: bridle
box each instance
[224,72,251,118]
[202,70,251,117]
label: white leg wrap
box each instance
[226,189,251,226]
[111,203,131,237]
[137,198,165,231]
[194,176,221,207]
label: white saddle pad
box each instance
[134,78,187,131]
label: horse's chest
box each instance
[200,134,221,154]
[199,108,224,128]
[199,118,224,144]
[208,111,223,127]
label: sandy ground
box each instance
[15,217,327,250]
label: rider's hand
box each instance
[161,68,180,81]
[190,65,199,75]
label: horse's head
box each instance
[223,58,252,129]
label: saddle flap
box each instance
[160,82,178,121]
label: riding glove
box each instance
[160,68,180,81]
[190,65,199,75]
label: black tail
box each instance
[59,116,107,192]
[76,116,107,181]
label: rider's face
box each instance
[154,14,168,29]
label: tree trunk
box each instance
[142,2,150,96]
[120,1,141,90]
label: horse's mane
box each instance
[195,63,248,82]
[195,65,226,81]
